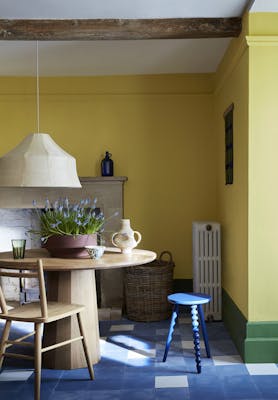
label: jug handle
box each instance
[111,232,118,247]
[134,231,142,245]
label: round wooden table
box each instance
[0,247,156,370]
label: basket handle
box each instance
[158,251,173,265]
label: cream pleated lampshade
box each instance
[0,133,81,187]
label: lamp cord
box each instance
[36,40,40,133]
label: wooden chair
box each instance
[0,259,94,400]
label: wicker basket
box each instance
[124,251,175,322]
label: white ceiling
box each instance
[0,39,232,76]
[0,0,273,77]
[250,0,278,12]
[0,0,250,19]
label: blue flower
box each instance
[45,198,50,211]
[50,221,61,228]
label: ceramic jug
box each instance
[112,219,142,254]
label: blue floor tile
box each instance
[120,389,155,400]
[251,375,278,399]
[209,339,239,355]
[155,388,190,399]
[0,380,26,392]
[48,390,96,400]
[0,392,21,400]
[88,390,122,400]
[19,384,54,400]
[221,375,262,399]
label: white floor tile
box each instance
[109,324,134,332]
[155,375,188,388]
[0,370,33,381]
[246,363,278,375]
[213,355,243,365]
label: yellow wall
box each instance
[247,13,278,321]
[0,74,218,279]
[213,11,278,322]
[249,12,278,36]
[213,28,249,318]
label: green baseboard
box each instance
[222,289,247,359]
[222,289,278,362]
[245,322,278,363]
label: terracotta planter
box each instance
[43,234,97,258]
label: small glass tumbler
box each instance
[11,239,26,259]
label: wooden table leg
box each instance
[42,269,100,370]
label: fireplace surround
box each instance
[0,176,127,315]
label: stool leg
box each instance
[197,304,211,358]
[191,304,201,373]
[163,304,179,362]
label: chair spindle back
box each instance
[0,259,48,319]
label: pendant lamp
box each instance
[0,42,81,188]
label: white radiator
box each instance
[192,222,221,321]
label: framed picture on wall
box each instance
[223,103,234,185]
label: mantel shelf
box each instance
[0,176,127,208]
[80,176,128,183]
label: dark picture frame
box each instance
[223,103,234,185]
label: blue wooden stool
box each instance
[163,292,211,373]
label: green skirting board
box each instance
[222,289,278,363]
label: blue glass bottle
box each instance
[101,151,114,176]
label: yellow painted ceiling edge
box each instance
[246,36,278,46]
[214,11,278,93]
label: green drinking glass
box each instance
[11,239,26,259]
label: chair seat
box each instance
[0,301,85,323]
[168,292,211,306]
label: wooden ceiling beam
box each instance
[0,18,241,40]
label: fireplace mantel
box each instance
[0,176,127,208]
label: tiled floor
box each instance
[1,314,278,399]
